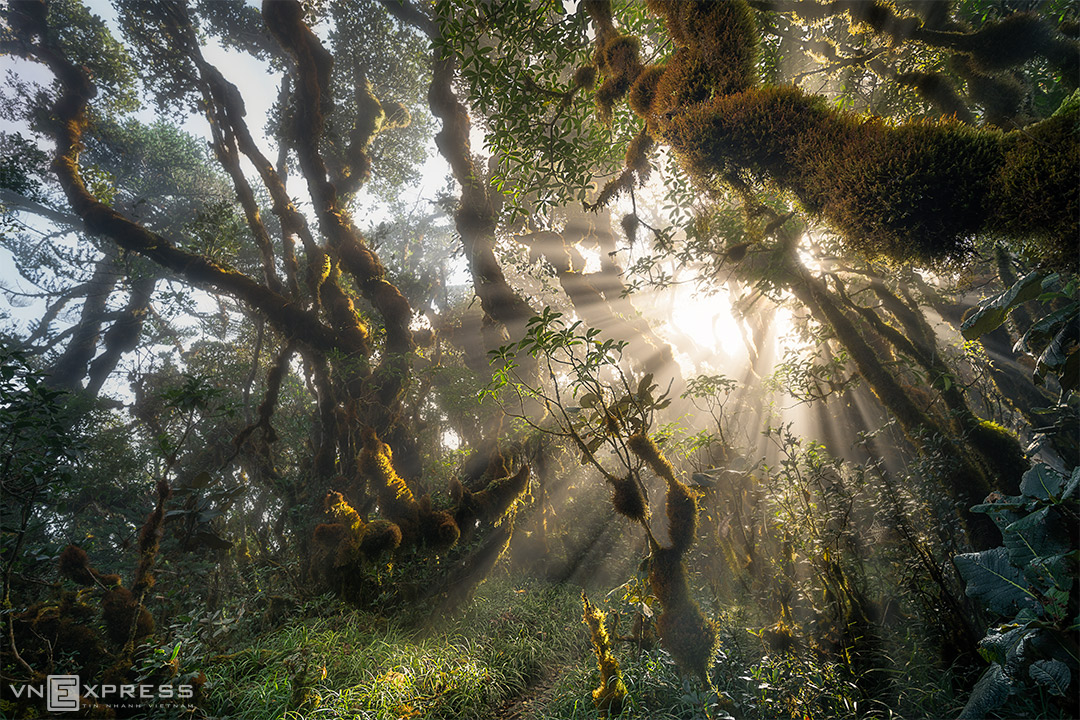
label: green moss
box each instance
[968,419,1028,490]
[990,96,1080,268]
[471,464,531,522]
[664,478,698,555]
[648,548,717,680]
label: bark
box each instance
[788,265,1001,548]
[47,248,120,390]
[85,270,156,396]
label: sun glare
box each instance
[657,284,748,373]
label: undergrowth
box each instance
[195,577,585,719]
[178,574,983,720]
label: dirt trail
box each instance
[495,667,566,720]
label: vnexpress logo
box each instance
[8,677,194,710]
[47,675,80,712]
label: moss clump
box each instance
[418,505,460,551]
[990,94,1080,268]
[59,545,118,587]
[325,491,365,534]
[628,64,665,117]
[610,474,648,522]
[101,587,154,644]
[625,130,654,177]
[583,592,628,716]
[663,476,698,555]
[311,522,359,584]
[968,419,1029,490]
[627,432,676,483]
[358,519,403,558]
[573,65,597,90]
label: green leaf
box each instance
[978,624,1029,665]
[1002,507,1071,582]
[955,547,1039,616]
[961,271,1045,340]
[1029,659,1071,696]
[959,664,1013,719]
[1015,301,1078,355]
[1019,464,1065,500]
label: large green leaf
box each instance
[961,271,1045,340]
[1019,464,1066,500]
[971,495,1029,531]
[955,547,1040,616]
[1029,659,1071,696]
[1003,507,1072,584]
[978,625,1029,665]
[959,664,1014,719]
[1015,301,1078,355]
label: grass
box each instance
[197,577,588,719]
[176,574,1047,720]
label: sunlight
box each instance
[659,284,746,372]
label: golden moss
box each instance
[472,465,531,522]
[573,65,597,90]
[628,64,666,117]
[360,428,419,527]
[625,130,655,177]
[583,593,628,716]
[627,432,676,484]
[325,491,365,534]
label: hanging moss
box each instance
[583,592,629,716]
[628,64,665,117]
[472,464,531,521]
[625,129,655,177]
[610,474,648,522]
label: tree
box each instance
[0,0,1077,715]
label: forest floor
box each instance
[494,665,566,720]
[186,574,988,720]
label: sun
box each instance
[654,283,748,373]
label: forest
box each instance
[0,0,1077,717]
